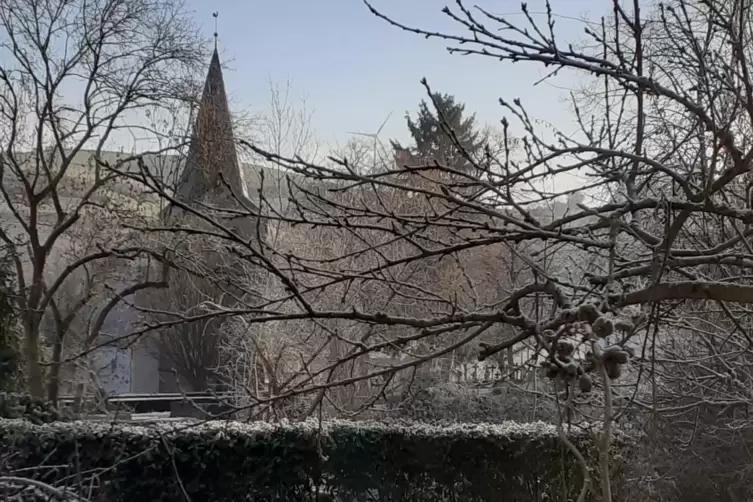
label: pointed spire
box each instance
[174,41,248,206]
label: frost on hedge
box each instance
[0,418,606,502]
[0,417,575,443]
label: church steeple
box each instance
[174,39,248,206]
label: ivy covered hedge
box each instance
[0,418,621,501]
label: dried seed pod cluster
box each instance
[539,359,583,380]
[538,330,584,381]
[537,303,640,390]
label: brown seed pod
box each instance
[580,323,595,341]
[560,309,578,323]
[546,367,559,379]
[605,359,622,379]
[602,345,629,365]
[579,373,593,393]
[564,363,579,377]
[577,303,600,324]
[592,316,614,338]
[583,350,596,373]
[556,341,575,357]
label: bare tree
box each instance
[110,0,753,498]
[0,0,206,398]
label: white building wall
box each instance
[131,343,160,393]
[92,299,161,395]
[94,346,132,395]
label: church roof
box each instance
[173,48,250,206]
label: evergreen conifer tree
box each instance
[393,93,484,171]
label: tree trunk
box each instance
[507,347,515,380]
[25,265,47,399]
[72,381,86,414]
[23,320,44,398]
[47,333,64,404]
[329,338,347,408]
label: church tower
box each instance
[156,40,265,397]
[91,34,267,400]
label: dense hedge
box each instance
[0,419,619,501]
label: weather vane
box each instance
[212,11,219,48]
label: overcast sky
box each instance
[185,0,608,149]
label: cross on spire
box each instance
[212,11,218,49]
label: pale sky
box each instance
[186,0,608,148]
